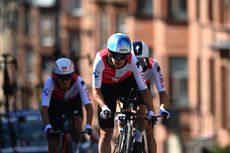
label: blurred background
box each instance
[0,0,229,153]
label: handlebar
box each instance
[115,111,163,121]
[47,129,93,136]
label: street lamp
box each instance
[0,53,17,147]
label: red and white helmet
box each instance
[53,58,75,75]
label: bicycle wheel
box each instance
[123,122,134,153]
[113,133,125,153]
[113,123,133,153]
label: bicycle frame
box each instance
[113,89,163,153]
[113,89,143,153]
[47,110,82,153]
[114,112,135,153]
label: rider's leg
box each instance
[98,128,114,153]
[146,124,157,153]
[71,117,83,153]
[133,105,148,152]
[136,104,147,131]
[47,136,60,153]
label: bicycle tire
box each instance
[113,132,125,153]
[113,123,133,153]
[124,122,133,153]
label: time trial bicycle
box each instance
[47,111,93,153]
[113,89,162,153]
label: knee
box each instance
[48,138,59,152]
[138,105,147,117]
[72,131,82,143]
[100,129,113,142]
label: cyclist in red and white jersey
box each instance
[92,33,157,153]
[132,41,170,153]
[41,57,94,153]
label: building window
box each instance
[100,9,108,48]
[221,66,228,128]
[196,0,200,21]
[24,5,32,35]
[197,58,201,112]
[25,48,34,81]
[40,14,55,47]
[136,0,153,17]
[168,0,187,21]
[169,57,188,107]
[68,0,82,16]
[209,58,215,114]
[69,31,80,56]
[221,0,229,24]
[116,12,127,33]
[208,0,213,21]
[41,56,53,82]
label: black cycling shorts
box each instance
[48,94,83,131]
[97,75,144,129]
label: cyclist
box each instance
[41,57,94,153]
[132,40,170,153]
[92,33,157,153]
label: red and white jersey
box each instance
[144,57,165,93]
[92,48,147,91]
[41,74,91,107]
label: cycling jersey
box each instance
[144,58,165,93]
[92,48,148,128]
[41,73,91,130]
[41,73,91,107]
[92,48,147,90]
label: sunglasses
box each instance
[56,74,73,81]
[109,51,129,61]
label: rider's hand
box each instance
[100,105,111,119]
[85,124,93,135]
[44,124,53,134]
[160,104,170,119]
[147,110,158,127]
[115,114,126,125]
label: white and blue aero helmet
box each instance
[131,41,149,58]
[107,33,131,54]
[53,57,75,75]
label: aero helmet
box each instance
[107,33,131,54]
[132,41,149,58]
[53,58,75,76]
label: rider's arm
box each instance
[41,106,50,125]
[92,88,106,108]
[85,104,94,125]
[151,59,169,108]
[76,76,94,125]
[40,77,54,125]
[140,88,154,111]
[92,53,106,109]
[159,91,169,108]
[131,55,154,111]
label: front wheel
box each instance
[124,122,133,153]
[113,122,134,153]
[113,132,125,153]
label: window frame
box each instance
[169,57,188,107]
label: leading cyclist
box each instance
[92,33,157,153]
[41,57,94,153]
[132,41,170,153]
